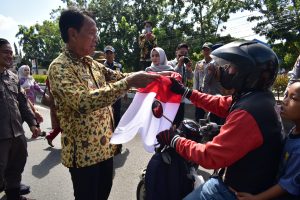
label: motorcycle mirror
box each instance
[152,100,163,118]
[152,100,173,124]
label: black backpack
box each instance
[144,147,194,200]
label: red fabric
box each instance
[138,72,182,103]
[46,78,50,88]
[175,94,264,169]
[46,127,62,140]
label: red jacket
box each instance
[175,90,263,169]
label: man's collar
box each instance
[0,68,8,76]
[104,60,114,65]
[0,67,5,74]
[64,49,93,66]
[204,56,212,63]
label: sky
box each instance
[0,0,66,52]
[218,10,266,42]
[0,0,266,54]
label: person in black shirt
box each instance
[0,38,39,200]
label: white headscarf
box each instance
[18,65,31,78]
[146,47,174,72]
[18,65,34,89]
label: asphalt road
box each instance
[0,105,155,200]
[0,96,293,200]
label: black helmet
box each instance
[211,40,279,92]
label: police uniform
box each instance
[104,60,123,127]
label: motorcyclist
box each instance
[156,40,283,199]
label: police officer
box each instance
[103,45,125,155]
[104,46,122,73]
[93,50,106,64]
[104,45,123,126]
[0,38,40,200]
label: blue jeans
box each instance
[183,177,237,200]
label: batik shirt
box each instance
[48,50,129,168]
[139,32,157,61]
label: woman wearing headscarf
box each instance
[18,65,44,104]
[145,47,174,72]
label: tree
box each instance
[15,0,246,71]
[14,43,19,56]
[88,0,166,71]
[245,0,300,70]
[16,20,62,68]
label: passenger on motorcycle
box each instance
[236,80,300,200]
[157,40,283,200]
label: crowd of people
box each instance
[0,7,299,200]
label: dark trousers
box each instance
[69,158,114,200]
[0,135,27,191]
[173,103,185,128]
[112,99,123,155]
[112,99,122,127]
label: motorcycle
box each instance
[136,100,221,200]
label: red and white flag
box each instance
[110,72,182,152]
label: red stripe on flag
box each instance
[138,72,182,103]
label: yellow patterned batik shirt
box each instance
[138,33,157,61]
[48,50,129,168]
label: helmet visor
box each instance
[211,55,238,70]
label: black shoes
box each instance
[20,183,30,195]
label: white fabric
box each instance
[110,92,179,152]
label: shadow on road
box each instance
[32,148,61,178]
[113,148,130,178]
[26,137,46,143]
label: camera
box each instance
[183,57,190,64]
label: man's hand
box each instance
[30,125,41,138]
[156,127,180,148]
[186,60,193,72]
[157,71,173,77]
[177,56,185,67]
[170,77,192,99]
[126,71,160,88]
[236,192,257,200]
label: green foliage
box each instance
[284,53,298,69]
[272,74,289,100]
[245,0,300,71]
[16,20,63,68]
[33,74,48,83]
[15,0,249,72]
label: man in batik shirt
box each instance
[138,20,157,70]
[48,9,158,200]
